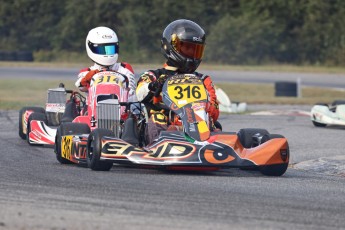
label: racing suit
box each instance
[136,63,219,144]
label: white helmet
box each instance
[86,26,119,66]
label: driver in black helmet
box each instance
[136,19,219,144]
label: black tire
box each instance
[237,128,269,148]
[26,112,48,146]
[87,129,114,171]
[331,100,345,106]
[259,134,289,176]
[312,120,327,127]
[55,122,90,164]
[18,106,45,139]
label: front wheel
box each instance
[87,129,114,171]
[259,134,289,176]
[55,122,90,164]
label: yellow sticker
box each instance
[61,136,73,160]
[167,84,207,108]
[197,121,210,141]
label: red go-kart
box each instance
[18,84,85,146]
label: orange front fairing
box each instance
[98,131,289,168]
[240,138,289,166]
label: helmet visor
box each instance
[88,42,119,55]
[174,40,205,59]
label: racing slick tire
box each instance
[19,106,45,139]
[26,112,48,146]
[259,134,289,176]
[312,121,327,127]
[237,128,269,148]
[55,122,90,164]
[87,129,115,171]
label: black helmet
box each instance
[161,19,206,73]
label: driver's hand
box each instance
[98,67,109,72]
[81,69,100,86]
[148,74,167,92]
[148,80,162,91]
[157,74,168,84]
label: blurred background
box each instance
[1,0,344,66]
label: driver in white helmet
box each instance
[75,26,137,106]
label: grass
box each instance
[0,79,76,110]
[1,78,344,110]
[218,82,345,105]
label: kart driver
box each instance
[136,19,219,144]
[75,26,137,112]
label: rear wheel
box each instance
[55,122,90,164]
[259,134,289,176]
[18,106,45,139]
[26,112,47,146]
[87,129,114,171]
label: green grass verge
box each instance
[0,79,76,110]
[1,78,344,110]
[218,82,345,105]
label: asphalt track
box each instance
[0,68,345,229]
[1,107,345,230]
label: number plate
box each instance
[61,136,73,160]
[91,72,125,87]
[167,84,207,108]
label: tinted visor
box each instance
[88,42,119,55]
[174,39,205,59]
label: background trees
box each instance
[0,0,344,65]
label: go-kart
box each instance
[55,74,289,176]
[311,100,345,127]
[18,84,85,146]
[54,71,142,165]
